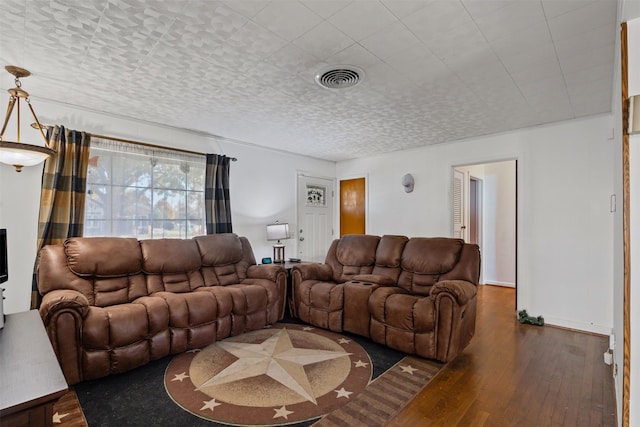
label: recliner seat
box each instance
[291,234,480,362]
[37,233,287,385]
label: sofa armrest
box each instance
[38,289,90,385]
[246,264,288,321]
[429,280,477,305]
[291,263,333,281]
[39,289,90,324]
[247,264,286,282]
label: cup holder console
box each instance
[349,280,373,286]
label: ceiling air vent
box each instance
[315,66,364,89]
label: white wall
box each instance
[337,114,615,335]
[483,161,516,286]
[0,99,335,314]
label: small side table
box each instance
[277,260,307,318]
[0,310,68,427]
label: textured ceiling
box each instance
[0,0,618,161]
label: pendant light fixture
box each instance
[0,66,54,172]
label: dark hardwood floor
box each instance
[388,285,617,427]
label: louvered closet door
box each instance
[453,169,466,240]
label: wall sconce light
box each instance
[402,173,414,193]
[266,222,290,263]
[0,66,54,172]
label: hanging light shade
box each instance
[0,66,54,172]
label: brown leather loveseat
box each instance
[37,233,287,385]
[291,235,480,362]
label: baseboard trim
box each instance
[543,316,612,336]
[483,280,515,288]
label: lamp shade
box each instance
[0,66,55,172]
[266,223,290,241]
[0,141,54,171]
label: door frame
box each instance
[338,173,369,236]
[451,158,519,307]
[469,175,483,248]
[295,171,336,260]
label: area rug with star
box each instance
[65,322,442,427]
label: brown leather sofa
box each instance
[37,233,287,385]
[291,235,480,363]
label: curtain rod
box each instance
[32,123,237,161]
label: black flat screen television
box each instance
[0,229,7,284]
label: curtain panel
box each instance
[205,154,233,234]
[32,125,91,308]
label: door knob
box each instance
[299,237,305,241]
[461,225,467,229]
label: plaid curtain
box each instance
[205,154,233,234]
[31,125,91,308]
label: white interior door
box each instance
[453,169,467,240]
[297,174,334,262]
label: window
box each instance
[84,138,206,239]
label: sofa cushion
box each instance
[141,239,202,273]
[93,275,148,306]
[401,238,464,274]
[141,239,205,293]
[195,234,243,266]
[336,234,380,266]
[83,303,156,349]
[65,237,142,277]
[370,235,408,282]
[375,235,408,267]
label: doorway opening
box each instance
[453,160,517,291]
[469,176,482,246]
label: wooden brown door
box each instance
[340,178,365,236]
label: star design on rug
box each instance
[400,365,418,375]
[187,349,201,353]
[52,412,69,424]
[334,387,353,399]
[200,398,223,411]
[338,338,351,344]
[195,328,351,404]
[171,372,189,382]
[273,405,294,419]
[354,359,369,368]
[302,326,315,331]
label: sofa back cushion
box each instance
[60,237,147,306]
[65,237,142,277]
[371,235,408,281]
[141,239,205,293]
[398,238,464,295]
[325,234,380,282]
[195,234,256,286]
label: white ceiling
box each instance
[0,0,618,161]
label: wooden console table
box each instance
[0,310,68,427]
[279,260,310,317]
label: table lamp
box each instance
[266,222,290,263]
